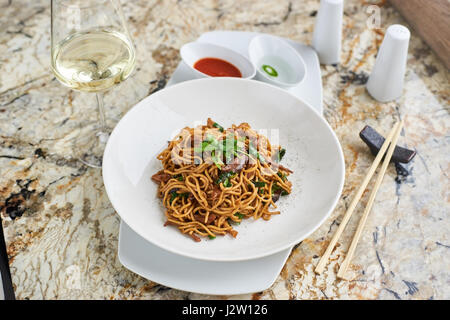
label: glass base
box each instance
[72,123,111,168]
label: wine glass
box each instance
[51,0,136,168]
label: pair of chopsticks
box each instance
[315,120,404,279]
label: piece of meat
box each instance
[194,213,217,225]
[151,170,171,184]
[227,229,238,238]
[206,213,217,224]
[164,220,177,227]
[236,122,251,131]
[189,233,201,242]
[278,164,293,173]
[272,189,282,203]
[265,161,293,174]
[222,156,246,173]
[207,118,215,128]
[209,185,222,203]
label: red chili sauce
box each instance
[193,58,242,78]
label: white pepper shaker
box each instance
[366,24,410,102]
[312,0,344,65]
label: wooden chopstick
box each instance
[315,121,401,274]
[337,120,404,279]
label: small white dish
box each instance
[118,220,292,295]
[180,42,256,79]
[248,35,307,88]
[103,78,344,262]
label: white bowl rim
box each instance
[103,77,345,262]
[249,34,307,87]
[180,42,256,79]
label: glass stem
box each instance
[96,92,107,133]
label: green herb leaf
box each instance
[223,134,237,163]
[197,134,221,153]
[208,235,216,239]
[213,122,224,132]
[211,150,224,169]
[249,142,266,163]
[194,137,216,153]
[202,140,212,150]
[216,171,235,185]
[271,184,280,194]
[272,183,289,196]
[252,181,266,188]
[169,192,190,204]
[169,192,177,204]
[278,148,286,161]
[174,174,184,181]
[216,171,236,187]
[234,212,245,220]
[277,171,286,181]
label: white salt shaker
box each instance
[366,24,410,102]
[312,0,344,65]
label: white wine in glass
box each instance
[51,0,136,167]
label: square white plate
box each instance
[115,31,329,295]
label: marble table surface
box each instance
[0,0,449,300]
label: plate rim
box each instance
[103,77,345,262]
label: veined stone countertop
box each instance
[0,0,449,300]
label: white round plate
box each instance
[103,78,344,262]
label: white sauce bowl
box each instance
[180,42,256,79]
[248,35,307,88]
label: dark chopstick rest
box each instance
[359,125,416,163]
